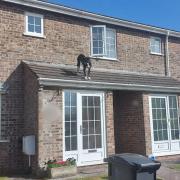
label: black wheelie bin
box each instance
[104,153,161,180]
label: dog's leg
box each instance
[83,65,88,80]
[88,67,91,80]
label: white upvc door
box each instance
[150,95,180,155]
[78,93,105,166]
[63,91,106,166]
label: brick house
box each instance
[1,0,180,175]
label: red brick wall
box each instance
[23,64,39,172]
[114,91,146,155]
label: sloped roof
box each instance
[23,61,180,93]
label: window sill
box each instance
[0,139,10,143]
[90,56,119,61]
[23,32,46,39]
[150,52,164,56]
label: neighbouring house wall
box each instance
[114,91,146,155]
[23,64,39,172]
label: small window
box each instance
[91,26,117,59]
[25,12,44,37]
[150,37,162,54]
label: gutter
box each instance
[38,78,180,93]
[165,31,170,76]
[2,0,180,38]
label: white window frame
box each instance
[150,37,162,55]
[90,25,117,60]
[149,94,180,157]
[63,90,107,166]
[24,12,44,38]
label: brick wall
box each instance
[114,91,146,155]
[37,88,63,172]
[23,64,39,172]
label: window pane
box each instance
[65,122,70,136]
[71,93,77,106]
[89,135,95,149]
[96,135,102,148]
[83,136,88,149]
[64,91,77,151]
[88,97,94,106]
[83,122,88,135]
[151,38,161,53]
[28,16,34,24]
[71,107,77,121]
[65,137,70,151]
[95,121,101,134]
[82,108,88,121]
[65,92,70,106]
[71,136,77,150]
[95,108,101,120]
[89,121,95,134]
[89,108,94,120]
[94,97,100,106]
[35,25,41,33]
[71,122,77,136]
[92,26,105,55]
[28,24,34,32]
[65,107,70,121]
[106,28,116,58]
[35,17,41,25]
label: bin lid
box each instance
[105,153,161,172]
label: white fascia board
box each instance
[38,78,180,93]
[2,0,180,38]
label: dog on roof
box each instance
[77,54,92,80]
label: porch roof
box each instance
[24,61,180,93]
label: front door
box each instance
[150,95,180,154]
[64,91,105,166]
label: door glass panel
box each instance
[82,96,102,150]
[168,96,180,140]
[151,97,168,141]
[64,91,77,151]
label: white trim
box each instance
[38,77,180,93]
[150,37,162,55]
[24,12,44,37]
[2,0,180,38]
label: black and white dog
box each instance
[77,54,92,80]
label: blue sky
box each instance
[48,0,180,32]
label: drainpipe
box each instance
[165,30,170,76]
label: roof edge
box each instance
[2,0,180,38]
[38,78,180,93]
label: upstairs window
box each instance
[25,12,44,37]
[91,26,117,59]
[150,37,162,54]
